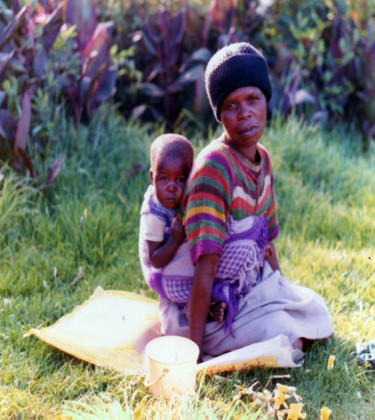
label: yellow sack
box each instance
[24,286,161,375]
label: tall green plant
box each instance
[0,0,117,186]
[64,0,117,125]
[263,0,375,150]
[130,4,213,129]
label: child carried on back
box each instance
[138,133,195,306]
[139,134,192,271]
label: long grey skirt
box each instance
[159,262,333,356]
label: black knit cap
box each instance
[205,42,272,121]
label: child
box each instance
[139,134,195,304]
[139,133,194,271]
[139,133,227,323]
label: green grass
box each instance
[1,108,374,419]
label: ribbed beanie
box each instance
[205,42,272,121]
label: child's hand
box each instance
[170,217,185,245]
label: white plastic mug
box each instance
[144,335,199,399]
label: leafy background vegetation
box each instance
[1,0,375,418]
[2,0,375,183]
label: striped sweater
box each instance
[183,135,279,264]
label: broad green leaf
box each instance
[66,0,97,51]
[0,5,28,49]
[168,64,204,93]
[14,89,31,153]
[41,2,64,52]
[43,155,66,191]
[0,109,16,140]
[138,82,165,98]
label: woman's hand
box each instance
[265,241,281,272]
[188,253,219,358]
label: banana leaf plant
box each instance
[131,6,213,128]
[0,0,116,187]
[0,2,67,186]
[262,1,375,149]
[300,7,375,149]
[322,10,375,150]
[132,9,185,127]
[268,43,315,118]
[62,0,117,126]
[0,4,38,179]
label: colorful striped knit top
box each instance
[183,134,279,265]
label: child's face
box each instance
[150,156,189,209]
[220,86,267,157]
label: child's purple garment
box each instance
[139,185,177,300]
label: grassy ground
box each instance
[1,107,374,419]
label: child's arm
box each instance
[147,217,185,268]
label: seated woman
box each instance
[158,42,333,360]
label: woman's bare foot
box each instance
[292,338,303,350]
[208,302,226,322]
[292,338,317,351]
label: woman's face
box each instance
[220,86,267,159]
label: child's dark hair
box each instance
[150,134,194,172]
